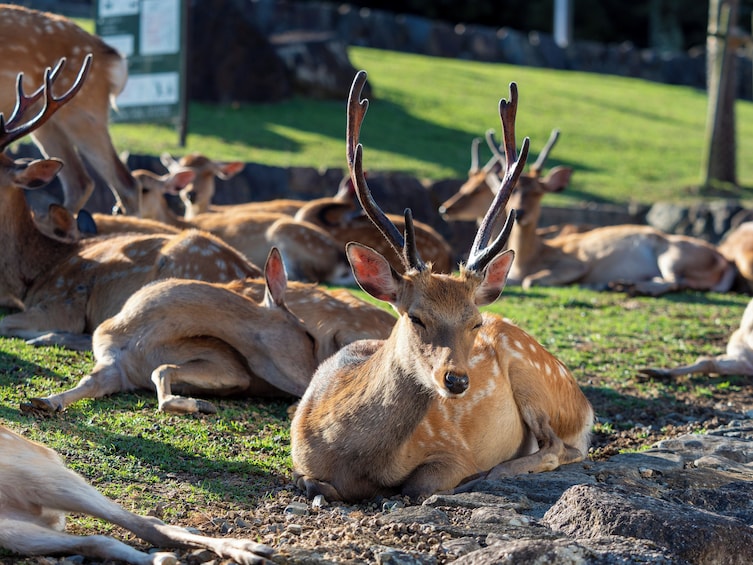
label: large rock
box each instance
[188,0,291,103]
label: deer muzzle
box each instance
[444,371,469,395]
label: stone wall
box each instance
[246,0,752,101]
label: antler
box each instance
[529,128,560,175]
[0,54,92,151]
[347,70,425,272]
[466,82,530,273]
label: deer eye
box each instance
[472,320,483,330]
[409,315,425,328]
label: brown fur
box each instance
[0,5,138,213]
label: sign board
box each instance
[95,0,187,142]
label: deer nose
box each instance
[444,372,469,394]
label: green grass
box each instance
[106,46,753,207]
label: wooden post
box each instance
[701,0,738,189]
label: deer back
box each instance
[0,5,138,213]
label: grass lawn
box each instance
[104,46,753,208]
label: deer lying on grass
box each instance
[295,176,455,273]
[0,424,274,564]
[25,250,396,414]
[443,128,735,295]
[26,248,319,413]
[0,59,261,351]
[0,5,138,214]
[125,165,353,284]
[161,152,307,217]
[290,72,594,502]
[638,297,753,380]
[440,128,573,235]
[90,168,193,235]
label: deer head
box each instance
[344,71,528,396]
[439,127,570,228]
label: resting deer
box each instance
[638,297,753,380]
[0,59,261,351]
[25,250,396,414]
[443,129,735,295]
[0,424,274,564]
[90,168,193,235]
[0,5,138,214]
[161,152,309,217]
[440,128,573,237]
[290,72,594,502]
[26,248,319,413]
[295,176,455,273]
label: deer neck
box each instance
[0,190,75,301]
[508,211,543,269]
[350,328,436,450]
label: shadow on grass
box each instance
[0,349,291,497]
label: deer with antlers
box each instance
[440,127,573,235]
[294,176,455,273]
[638,297,753,380]
[25,248,396,414]
[0,424,274,564]
[0,4,138,214]
[443,127,735,295]
[0,58,264,351]
[290,72,594,502]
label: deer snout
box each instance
[444,372,469,395]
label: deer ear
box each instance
[475,250,514,306]
[542,166,573,193]
[346,242,400,304]
[216,161,244,180]
[16,159,63,189]
[263,247,288,307]
[165,170,196,193]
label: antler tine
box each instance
[403,208,425,270]
[469,136,481,172]
[530,127,560,175]
[347,70,424,271]
[4,58,66,131]
[481,128,504,173]
[0,55,92,151]
[466,82,530,272]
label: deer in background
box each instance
[0,5,138,214]
[291,72,594,502]
[90,168,194,235]
[295,176,455,273]
[120,162,354,284]
[638,297,753,380]
[0,424,274,564]
[25,250,396,414]
[440,128,573,237]
[445,127,735,295]
[0,58,262,351]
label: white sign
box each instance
[117,72,179,107]
[140,0,180,56]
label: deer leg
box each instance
[639,355,753,379]
[0,518,177,565]
[401,454,478,500]
[71,124,140,215]
[25,331,93,351]
[23,363,128,413]
[151,364,220,414]
[294,472,345,502]
[454,410,584,494]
